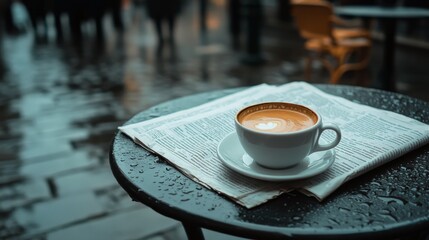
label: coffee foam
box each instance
[238,103,317,133]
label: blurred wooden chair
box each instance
[291,0,371,84]
[292,0,371,39]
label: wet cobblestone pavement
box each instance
[1,1,429,240]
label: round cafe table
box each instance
[110,84,429,240]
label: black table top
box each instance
[110,84,429,240]
[335,6,429,19]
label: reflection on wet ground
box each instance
[1,1,429,239]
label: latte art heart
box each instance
[255,121,278,130]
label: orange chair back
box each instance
[291,1,334,40]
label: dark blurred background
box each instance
[0,0,428,239]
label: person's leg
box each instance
[95,14,104,40]
[167,16,176,44]
[111,0,124,31]
[152,17,164,55]
[154,18,164,45]
[69,10,83,41]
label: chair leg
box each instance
[355,47,372,85]
[321,58,335,77]
[312,53,334,83]
[183,222,205,240]
[330,66,347,84]
[304,56,313,81]
[329,47,371,84]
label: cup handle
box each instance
[313,123,341,152]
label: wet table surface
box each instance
[110,84,429,240]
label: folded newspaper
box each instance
[119,82,429,208]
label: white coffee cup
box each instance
[235,102,341,169]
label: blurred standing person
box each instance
[0,0,21,35]
[145,0,182,50]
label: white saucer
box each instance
[217,132,335,181]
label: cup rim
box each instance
[235,102,321,135]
